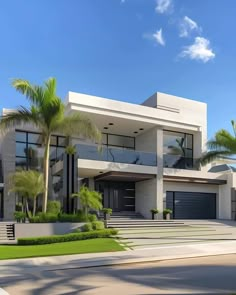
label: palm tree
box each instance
[201,120,236,165]
[9,170,44,216]
[1,78,101,212]
[72,186,103,216]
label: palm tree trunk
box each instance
[33,197,37,216]
[42,135,51,213]
[25,199,30,217]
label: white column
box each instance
[156,128,164,219]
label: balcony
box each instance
[163,154,199,170]
[76,144,157,166]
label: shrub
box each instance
[81,223,93,232]
[14,211,26,222]
[47,201,61,215]
[163,209,172,215]
[17,229,118,245]
[150,209,159,214]
[102,208,112,214]
[92,221,104,230]
[29,213,58,223]
[58,214,82,223]
[88,213,97,222]
[29,216,40,223]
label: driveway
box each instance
[116,220,236,249]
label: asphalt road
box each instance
[1,254,236,295]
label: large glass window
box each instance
[163,130,194,169]
[163,131,193,157]
[107,134,135,149]
[15,130,66,170]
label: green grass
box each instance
[0,238,125,260]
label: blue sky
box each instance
[0,0,235,138]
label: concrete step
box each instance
[109,224,189,228]
[0,223,15,241]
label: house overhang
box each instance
[164,175,227,185]
[94,171,156,182]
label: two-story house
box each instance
[1,91,236,220]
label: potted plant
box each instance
[163,208,172,220]
[102,208,112,220]
[150,209,159,220]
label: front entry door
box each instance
[95,181,135,212]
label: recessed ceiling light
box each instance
[108,123,114,126]
[134,131,138,134]
[139,128,144,131]
[104,127,108,129]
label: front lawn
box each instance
[0,238,124,260]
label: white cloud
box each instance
[180,37,215,63]
[155,0,173,14]
[153,29,165,46]
[179,16,200,37]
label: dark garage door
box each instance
[166,191,216,219]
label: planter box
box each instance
[15,222,85,238]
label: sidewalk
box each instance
[1,240,236,278]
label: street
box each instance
[1,254,236,294]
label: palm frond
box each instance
[54,113,101,143]
[200,150,234,165]
[0,106,41,131]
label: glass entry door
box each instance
[95,181,135,212]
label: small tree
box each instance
[9,170,44,216]
[72,186,103,216]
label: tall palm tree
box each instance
[72,186,103,216]
[1,78,101,212]
[9,170,44,216]
[201,120,236,165]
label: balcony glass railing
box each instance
[163,154,199,170]
[76,144,157,166]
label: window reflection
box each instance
[163,130,194,169]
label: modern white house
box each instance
[1,91,236,220]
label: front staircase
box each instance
[107,212,186,229]
[0,223,15,243]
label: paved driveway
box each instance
[117,220,236,249]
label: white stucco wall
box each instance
[136,178,158,219]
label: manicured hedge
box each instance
[17,229,118,245]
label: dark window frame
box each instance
[163,129,193,159]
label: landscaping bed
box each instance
[17,229,118,245]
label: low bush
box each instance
[14,211,26,223]
[58,213,82,222]
[29,216,40,223]
[29,213,58,223]
[92,221,104,230]
[17,229,118,245]
[81,223,93,232]
[87,214,97,222]
[47,201,61,215]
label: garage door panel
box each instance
[166,191,216,219]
